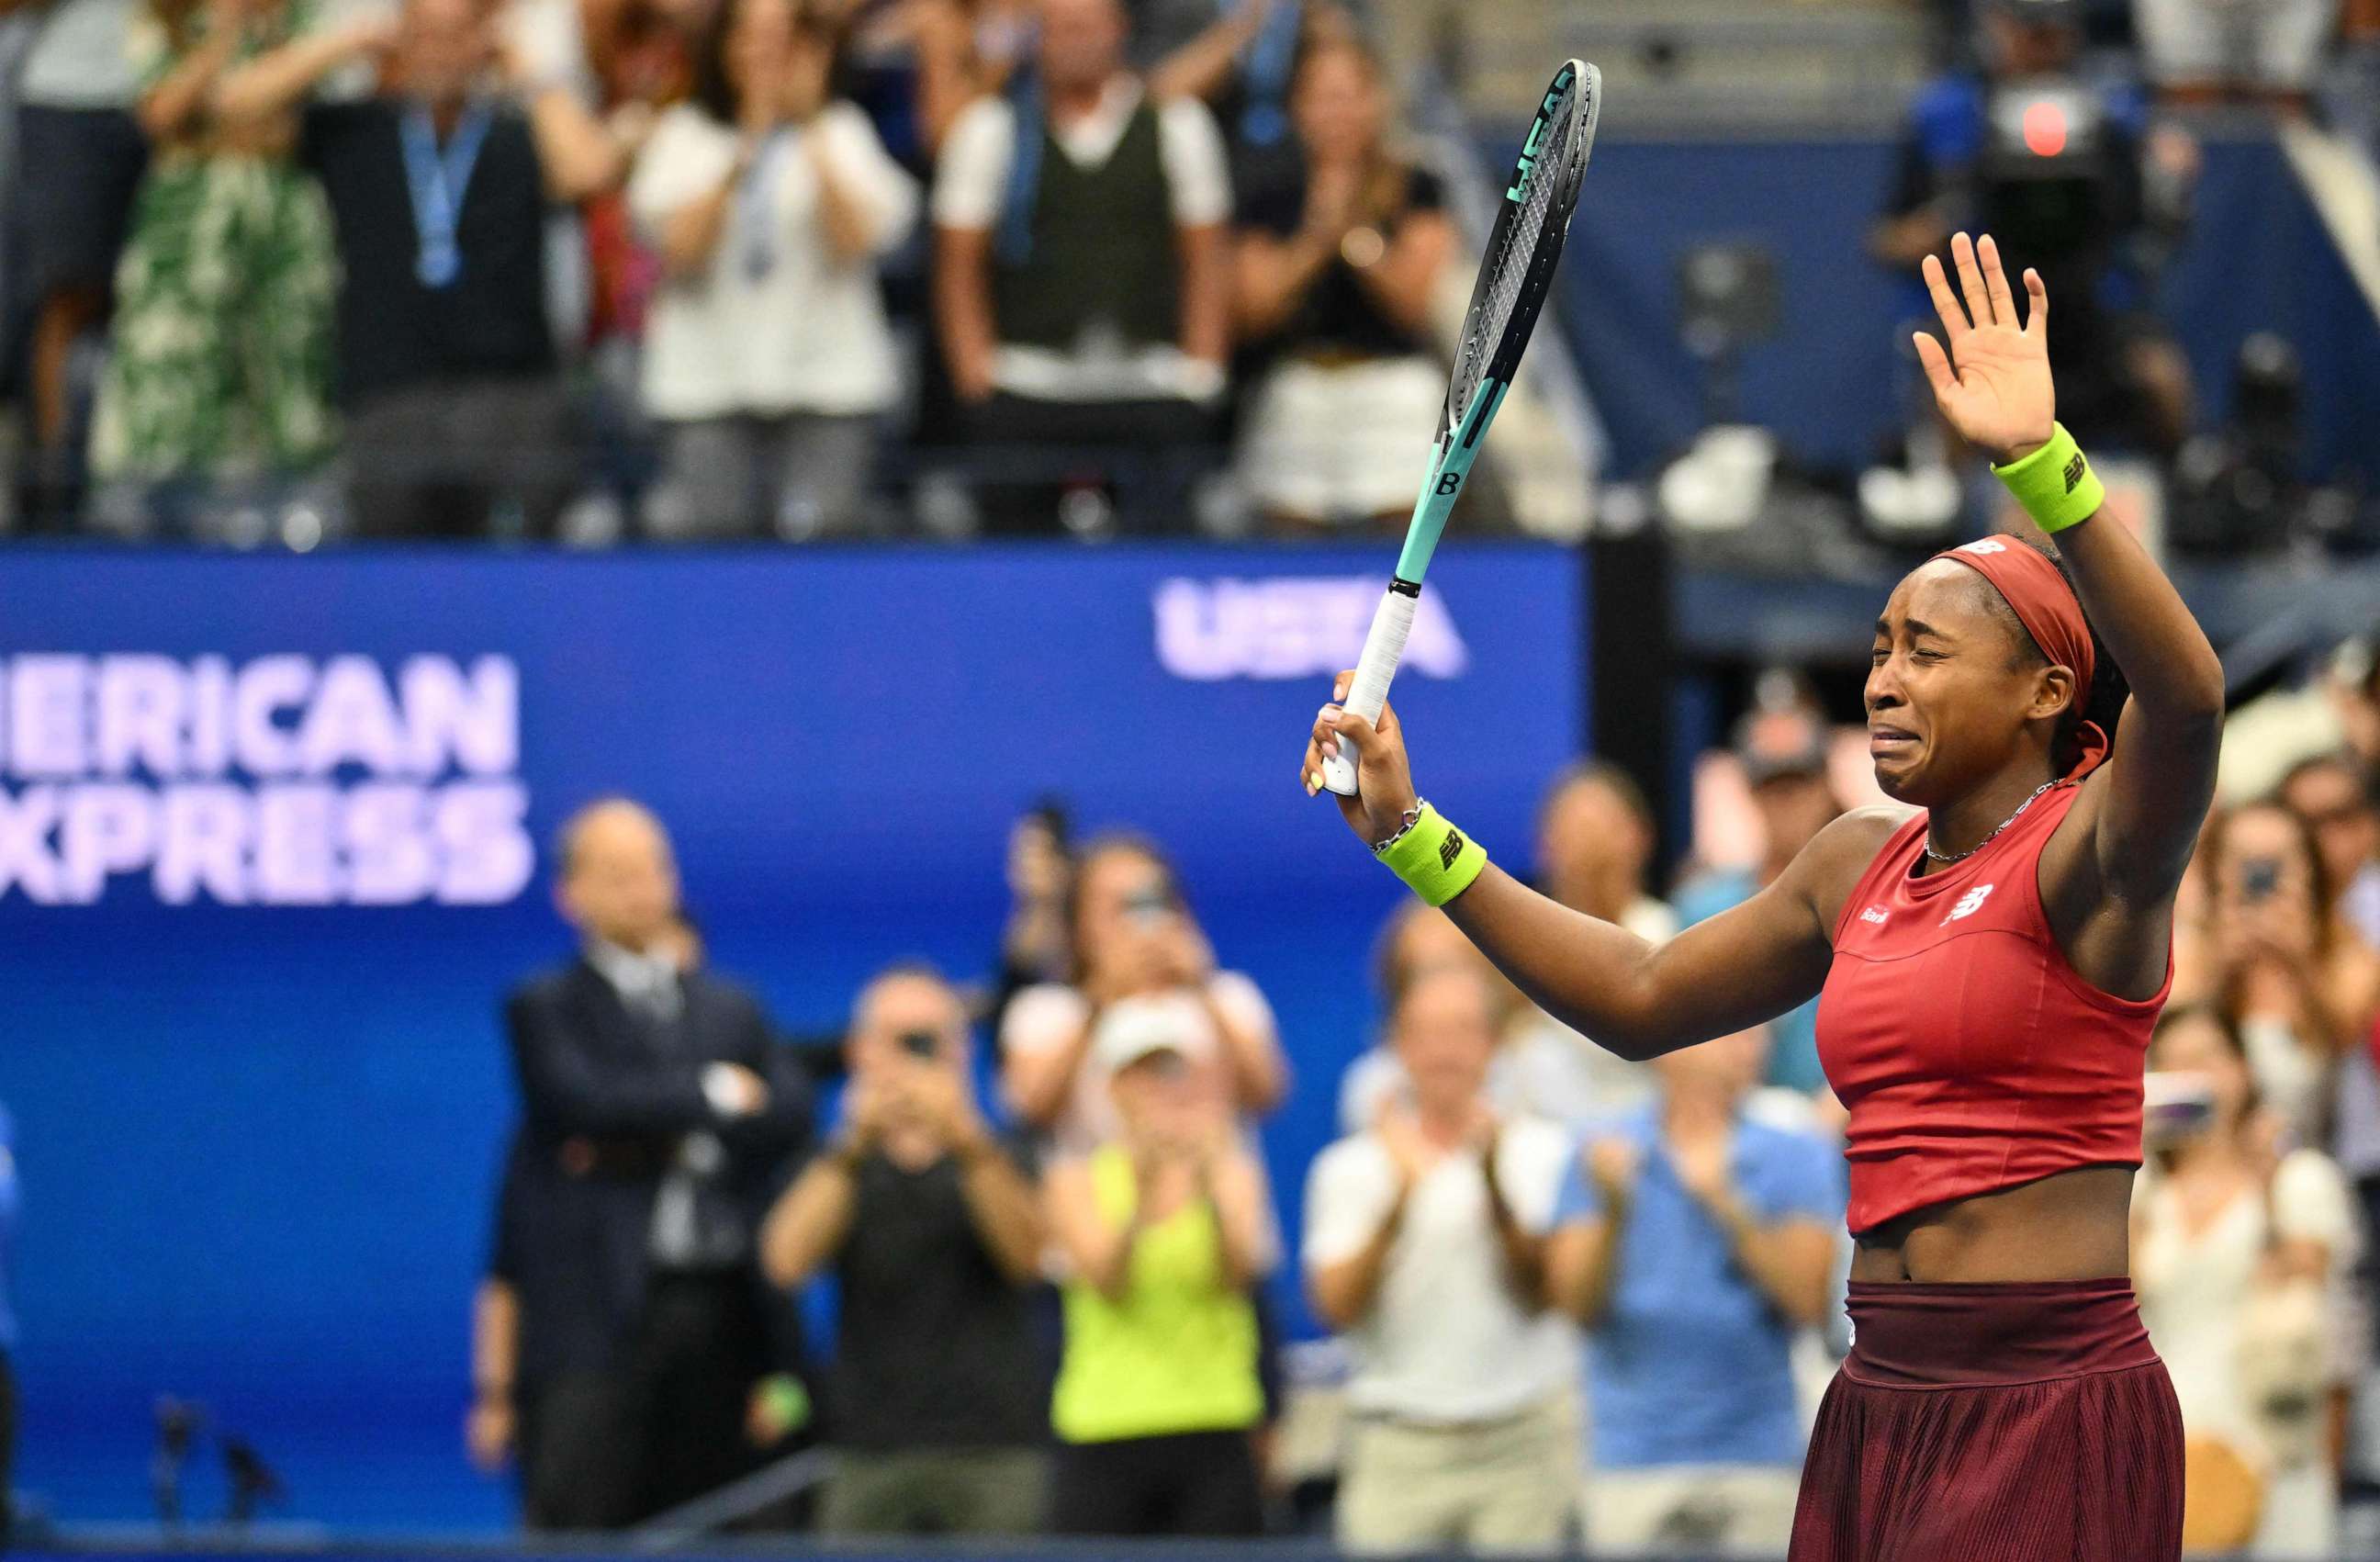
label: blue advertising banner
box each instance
[0,544,1585,1530]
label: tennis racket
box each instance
[1319,59,1601,798]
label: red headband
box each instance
[1932,536,2108,780]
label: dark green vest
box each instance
[993,100,1180,354]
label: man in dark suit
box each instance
[500,798,812,1529]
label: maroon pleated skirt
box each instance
[1787,1277,2184,1562]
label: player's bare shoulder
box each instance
[1783,806,1910,945]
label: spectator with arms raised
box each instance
[629,0,915,540]
[214,0,623,537]
[1547,1026,1839,1556]
[1498,762,1678,1125]
[87,0,340,536]
[1673,706,1847,1097]
[1000,833,1285,1154]
[930,0,1230,534]
[1231,36,1449,532]
[760,964,1050,1537]
[1043,1000,1274,1535]
[1306,963,1576,1554]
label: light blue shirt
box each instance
[1554,1103,1841,1469]
[1672,871,1828,1095]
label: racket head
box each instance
[1440,60,1600,444]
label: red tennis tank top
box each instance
[1816,781,2171,1234]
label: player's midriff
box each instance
[1816,782,2171,1283]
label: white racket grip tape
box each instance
[1320,587,1419,797]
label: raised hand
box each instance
[1913,232,2057,464]
[1302,669,1421,844]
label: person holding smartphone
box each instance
[2133,1004,2359,1556]
[1000,833,1286,1156]
[760,964,1050,1536]
[2178,802,2380,1145]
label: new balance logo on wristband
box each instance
[2062,453,2087,494]
[1439,827,1467,870]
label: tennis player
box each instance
[1301,231,2218,1560]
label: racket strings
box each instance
[1449,84,1579,426]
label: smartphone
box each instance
[2240,857,2283,904]
[2142,1070,2217,1145]
[1122,887,1175,928]
[897,1028,940,1060]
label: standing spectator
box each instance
[629,0,915,540]
[988,798,1075,1035]
[1305,964,1576,1554]
[2135,0,2337,114]
[1672,705,1847,1097]
[2191,801,2380,1142]
[1043,1001,1273,1535]
[999,833,1285,1155]
[11,0,149,512]
[1229,36,1450,532]
[213,0,623,538]
[930,0,1230,535]
[497,797,813,1528]
[2135,1004,2361,1557]
[861,0,1032,157]
[567,0,693,533]
[86,0,340,537]
[1546,1027,1838,1556]
[1498,762,1678,1126]
[1336,898,1519,1135]
[2281,752,2380,939]
[759,964,1050,1537]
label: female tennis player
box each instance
[1300,231,2221,1561]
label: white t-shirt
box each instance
[999,971,1275,1153]
[629,102,917,420]
[2136,1149,2361,1454]
[1304,1117,1577,1422]
[21,0,140,107]
[1501,895,1678,1127]
[930,73,1229,403]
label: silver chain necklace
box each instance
[1924,780,2059,866]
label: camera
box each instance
[2240,857,2283,904]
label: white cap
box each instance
[1091,993,1218,1075]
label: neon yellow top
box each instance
[1050,1145,1264,1444]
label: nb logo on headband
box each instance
[1958,540,2008,556]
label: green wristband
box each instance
[1375,803,1488,907]
[1992,421,2104,534]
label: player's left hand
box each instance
[1913,231,2057,464]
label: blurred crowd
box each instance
[0,0,1469,542]
[0,0,2370,545]
[462,628,2380,1555]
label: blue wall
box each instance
[0,545,1585,1529]
[1543,130,2380,480]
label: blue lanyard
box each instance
[399,104,493,289]
[736,127,794,281]
[1238,0,1301,148]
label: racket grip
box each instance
[1320,587,1419,798]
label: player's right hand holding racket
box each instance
[1302,673,1419,844]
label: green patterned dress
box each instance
[89,2,340,483]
